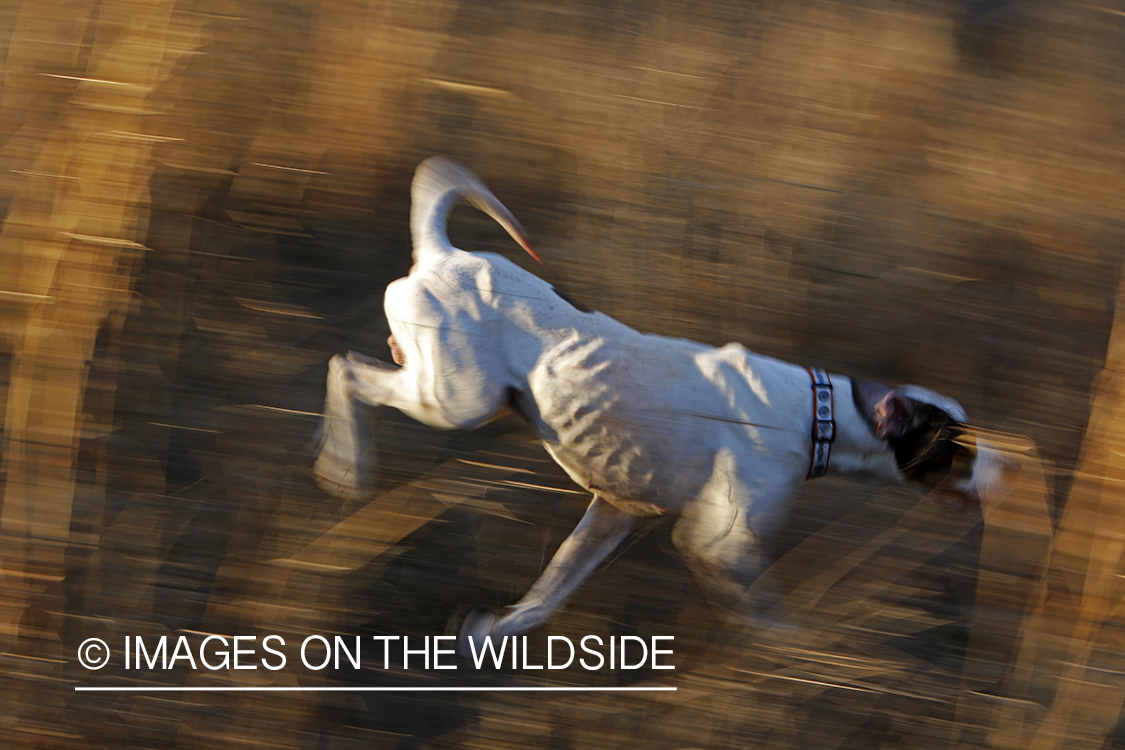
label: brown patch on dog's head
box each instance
[853,379,975,499]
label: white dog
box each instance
[316,157,1008,643]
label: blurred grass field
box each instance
[1,0,1124,747]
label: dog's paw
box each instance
[313,448,374,501]
[452,608,500,659]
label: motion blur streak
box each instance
[0,1,1122,748]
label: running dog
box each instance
[316,157,1011,644]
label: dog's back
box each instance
[522,322,815,516]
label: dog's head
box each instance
[853,381,1016,512]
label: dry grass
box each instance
[1,0,1124,747]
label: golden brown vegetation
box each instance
[1,0,1124,747]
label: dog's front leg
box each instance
[460,496,641,649]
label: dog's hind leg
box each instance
[315,330,515,499]
[314,350,447,499]
[459,496,642,649]
[315,353,378,499]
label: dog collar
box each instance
[806,367,835,478]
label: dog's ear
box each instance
[872,391,919,439]
[852,379,919,439]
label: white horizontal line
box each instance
[251,162,329,175]
[76,686,676,693]
[40,73,140,87]
[616,95,700,109]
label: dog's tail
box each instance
[411,157,544,267]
